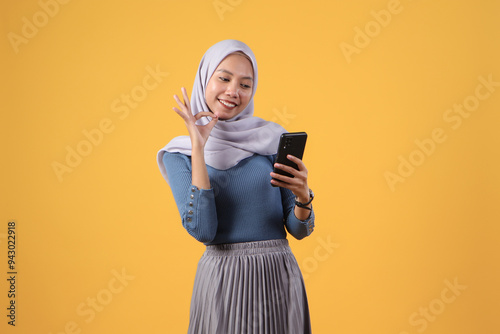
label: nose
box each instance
[225,82,239,98]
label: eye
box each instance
[241,84,251,89]
[219,77,229,82]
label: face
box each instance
[205,53,254,120]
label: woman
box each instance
[157,39,315,333]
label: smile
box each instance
[218,99,237,108]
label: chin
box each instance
[215,110,236,121]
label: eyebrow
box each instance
[216,69,253,81]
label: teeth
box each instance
[219,99,236,107]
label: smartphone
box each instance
[271,132,307,186]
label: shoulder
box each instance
[256,154,277,167]
[162,151,191,167]
[239,153,275,167]
[261,154,276,165]
[264,154,276,165]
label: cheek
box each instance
[204,87,214,111]
[240,91,252,103]
[205,79,218,100]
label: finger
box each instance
[273,163,301,177]
[173,94,186,109]
[173,107,189,121]
[271,175,308,200]
[270,171,298,185]
[286,155,307,172]
[270,177,294,189]
[181,87,191,108]
[205,115,219,132]
[193,111,216,120]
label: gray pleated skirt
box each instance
[188,239,311,334]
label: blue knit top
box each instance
[162,152,315,245]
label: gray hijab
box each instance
[157,39,285,183]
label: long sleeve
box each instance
[281,186,315,240]
[162,152,218,243]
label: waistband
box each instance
[204,239,291,256]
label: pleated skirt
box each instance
[188,239,311,334]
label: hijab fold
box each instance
[157,40,286,183]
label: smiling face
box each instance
[205,53,254,120]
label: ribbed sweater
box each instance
[162,152,315,245]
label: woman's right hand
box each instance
[173,87,218,149]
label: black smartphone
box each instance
[271,132,307,186]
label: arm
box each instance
[173,87,218,190]
[270,154,315,239]
[163,152,218,243]
[281,186,315,240]
[167,87,219,243]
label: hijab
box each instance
[157,39,286,183]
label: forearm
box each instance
[294,203,312,221]
[191,145,211,190]
[171,87,218,191]
[162,152,218,243]
[293,189,312,220]
[287,206,315,240]
[281,186,314,240]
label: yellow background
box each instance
[2,0,499,333]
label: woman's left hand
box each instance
[270,155,310,203]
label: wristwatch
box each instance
[295,189,314,210]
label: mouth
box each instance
[218,99,238,109]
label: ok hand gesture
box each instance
[173,87,218,149]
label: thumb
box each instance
[206,114,219,131]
